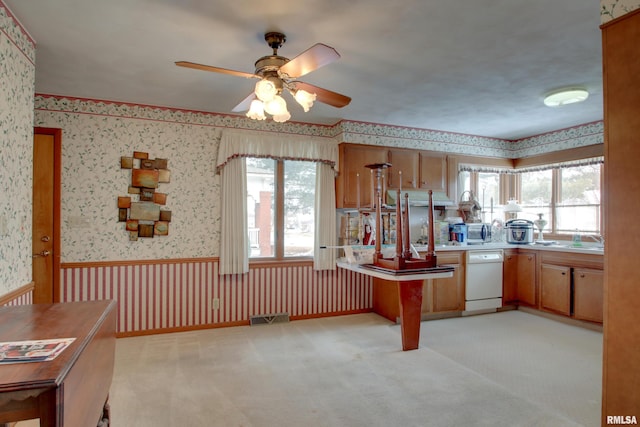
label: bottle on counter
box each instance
[572,229,582,247]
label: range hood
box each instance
[386,190,454,207]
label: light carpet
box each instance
[15,309,603,427]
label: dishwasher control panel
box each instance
[466,250,504,263]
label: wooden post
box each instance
[397,280,424,350]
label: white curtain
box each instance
[314,162,337,270]
[217,129,338,273]
[216,129,338,172]
[219,157,249,275]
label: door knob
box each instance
[41,235,51,242]
[32,250,51,258]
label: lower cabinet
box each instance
[426,251,464,314]
[540,264,571,316]
[539,253,604,323]
[573,268,604,323]
[371,251,464,322]
[503,250,537,307]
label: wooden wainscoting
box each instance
[60,258,373,336]
[0,282,34,306]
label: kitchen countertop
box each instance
[413,242,604,255]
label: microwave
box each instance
[466,223,492,244]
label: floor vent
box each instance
[250,312,290,326]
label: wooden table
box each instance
[0,300,116,427]
[338,261,453,351]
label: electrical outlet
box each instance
[212,298,220,310]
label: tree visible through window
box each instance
[246,157,315,259]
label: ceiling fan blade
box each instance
[232,92,256,112]
[293,81,351,108]
[279,44,340,79]
[175,61,257,79]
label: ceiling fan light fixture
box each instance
[246,99,266,120]
[264,95,288,116]
[294,89,316,112]
[255,79,277,102]
[543,87,589,107]
[272,111,291,123]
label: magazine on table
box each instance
[0,338,76,364]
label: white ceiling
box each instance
[6,0,603,140]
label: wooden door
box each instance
[540,263,571,316]
[516,252,537,307]
[573,268,604,323]
[419,152,447,193]
[32,128,61,303]
[431,252,464,313]
[336,144,388,208]
[387,149,418,189]
[502,251,518,304]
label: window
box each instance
[556,164,601,234]
[459,159,602,237]
[519,163,602,235]
[457,170,503,222]
[519,169,553,225]
[246,157,316,258]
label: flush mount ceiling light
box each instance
[543,87,589,107]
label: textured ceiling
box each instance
[6,0,603,140]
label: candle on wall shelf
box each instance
[356,172,360,210]
[370,169,375,208]
[382,173,386,206]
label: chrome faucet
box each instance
[585,234,605,246]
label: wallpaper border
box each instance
[0,0,36,64]
[35,94,603,160]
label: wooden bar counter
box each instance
[0,300,117,427]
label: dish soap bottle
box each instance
[572,229,582,247]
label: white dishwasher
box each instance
[464,249,504,314]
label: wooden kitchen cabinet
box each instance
[419,152,447,193]
[337,144,450,207]
[388,149,419,189]
[503,250,537,307]
[540,263,571,316]
[372,250,464,322]
[336,144,388,208]
[421,251,464,314]
[573,267,604,323]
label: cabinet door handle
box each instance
[527,256,532,261]
[507,256,512,261]
[561,271,566,275]
[580,273,585,278]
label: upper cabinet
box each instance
[336,144,389,208]
[336,144,450,208]
[419,152,447,193]
[388,149,419,189]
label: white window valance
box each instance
[459,156,604,174]
[216,129,338,173]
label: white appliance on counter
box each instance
[464,249,504,314]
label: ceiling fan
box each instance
[175,32,351,122]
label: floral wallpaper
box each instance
[35,106,222,262]
[601,0,640,23]
[34,95,603,263]
[0,1,35,296]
